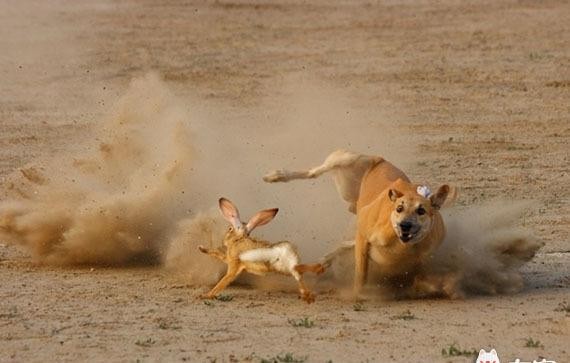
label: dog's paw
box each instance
[352,289,368,303]
[197,245,208,254]
[263,169,287,183]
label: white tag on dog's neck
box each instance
[417,185,432,198]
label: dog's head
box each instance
[388,184,451,244]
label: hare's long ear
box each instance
[245,208,278,234]
[219,198,242,229]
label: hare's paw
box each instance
[315,264,326,275]
[199,293,216,300]
[300,290,316,304]
[263,169,288,183]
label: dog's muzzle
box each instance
[398,221,420,243]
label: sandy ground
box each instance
[0,0,569,362]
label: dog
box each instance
[263,149,458,298]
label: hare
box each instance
[198,198,325,303]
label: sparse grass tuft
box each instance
[135,338,155,347]
[212,294,234,302]
[390,310,416,320]
[524,337,544,348]
[260,353,307,363]
[288,317,314,328]
[215,294,234,302]
[352,303,366,312]
[554,302,570,313]
[203,300,214,307]
[528,51,549,61]
[441,344,477,357]
[156,318,181,330]
[0,306,18,319]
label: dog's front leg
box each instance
[353,233,369,298]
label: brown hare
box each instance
[198,198,325,303]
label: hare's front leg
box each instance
[201,262,244,299]
[198,245,227,263]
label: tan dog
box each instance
[264,149,458,298]
[198,198,325,303]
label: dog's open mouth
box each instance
[400,233,414,243]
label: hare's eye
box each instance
[417,207,426,215]
[396,205,404,213]
[228,227,233,232]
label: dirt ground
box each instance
[0,0,569,362]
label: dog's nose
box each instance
[399,221,413,232]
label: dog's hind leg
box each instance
[264,149,383,213]
[408,272,464,300]
[319,240,355,268]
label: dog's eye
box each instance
[228,227,233,232]
[417,207,426,215]
[396,205,404,213]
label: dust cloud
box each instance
[435,202,543,294]
[0,73,195,266]
[321,202,542,297]
[0,73,540,296]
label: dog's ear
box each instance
[246,208,279,234]
[219,197,242,229]
[388,189,403,202]
[429,185,450,209]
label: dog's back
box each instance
[357,160,410,212]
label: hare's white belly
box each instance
[239,244,299,274]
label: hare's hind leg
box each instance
[290,268,316,304]
[263,149,382,214]
[201,263,244,299]
[294,263,325,275]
